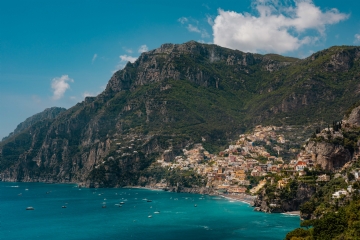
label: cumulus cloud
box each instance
[51,75,73,100]
[92,54,97,63]
[138,45,148,53]
[213,0,349,54]
[355,34,360,43]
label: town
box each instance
[156,125,360,199]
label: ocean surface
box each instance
[0,182,299,240]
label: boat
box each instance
[147,200,152,202]
[154,211,160,214]
[148,215,152,218]
[194,204,197,207]
[120,202,125,204]
[62,206,67,208]
[102,205,107,208]
[142,198,148,201]
[26,207,34,210]
[18,193,22,196]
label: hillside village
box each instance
[155,125,335,195]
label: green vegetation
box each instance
[140,164,206,188]
[286,200,360,240]
[1,42,360,189]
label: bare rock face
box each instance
[253,182,316,213]
[305,141,352,171]
[345,105,360,127]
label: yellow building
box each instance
[235,169,246,180]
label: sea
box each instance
[0,182,299,240]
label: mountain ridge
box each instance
[1,41,360,187]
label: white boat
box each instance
[26,207,34,210]
[154,211,160,214]
[148,215,152,218]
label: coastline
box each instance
[124,186,164,191]
[219,193,256,205]
[281,211,301,216]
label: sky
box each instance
[1,0,360,139]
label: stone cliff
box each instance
[253,182,316,213]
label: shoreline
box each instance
[281,211,301,216]
[124,186,164,191]
[219,194,256,205]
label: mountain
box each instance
[1,107,66,142]
[1,41,360,187]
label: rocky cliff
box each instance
[254,182,316,213]
[1,41,360,187]
[1,107,66,142]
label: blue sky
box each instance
[1,0,360,139]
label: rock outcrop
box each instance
[305,141,352,171]
[253,182,316,213]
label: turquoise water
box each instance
[0,182,299,240]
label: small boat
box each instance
[154,211,160,214]
[194,204,197,207]
[142,198,148,201]
[18,193,22,196]
[148,215,152,218]
[62,206,67,208]
[118,205,122,207]
[26,207,34,210]
[102,205,107,208]
[120,202,125,204]
[25,189,29,191]
[147,200,152,202]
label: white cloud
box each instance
[119,55,137,63]
[355,34,360,43]
[113,54,138,73]
[138,45,148,53]
[82,91,95,98]
[206,15,214,26]
[178,17,209,38]
[178,17,188,24]
[51,75,73,100]
[212,0,349,54]
[123,47,133,53]
[92,54,97,63]
[187,24,201,33]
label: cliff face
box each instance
[1,107,66,142]
[1,42,360,187]
[254,182,316,213]
[305,141,352,171]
